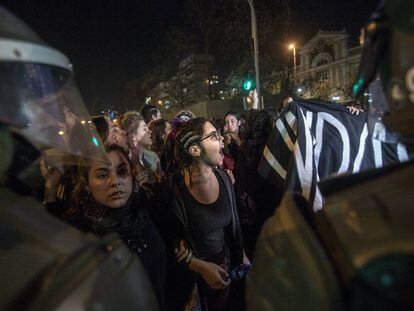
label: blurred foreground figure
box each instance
[248,1,414,310]
[0,7,158,310]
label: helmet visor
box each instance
[0,62,107,164]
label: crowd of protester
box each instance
[40,88,364,311]
[38,90,300,311]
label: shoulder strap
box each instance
[215,168,237,235]
[215,168,244,264]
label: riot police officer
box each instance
[247,1,414,310]
[0,6,159,310]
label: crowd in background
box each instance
[40,90,281,311]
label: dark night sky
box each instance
[1,0,378,110]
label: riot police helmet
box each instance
[0,6,107,165]
[354,0,414,144]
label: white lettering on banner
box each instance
[265,104,410,212]
[304,111,317,147]
[353,124,369,173]
[305,111,313,125]
[295,109,314,200]
[314,112,351,174]
[314,114,324,172]
[263,145,287,179]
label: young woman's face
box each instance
[198,121,225,167]
[107,125,128,150]
[87,150,133,208]
[224,114,240,134]
[131,120,152,148]
[164,122,172,139]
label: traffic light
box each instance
[243,79,254,91]
[242,73,255,93]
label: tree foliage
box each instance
[120,0,293,110]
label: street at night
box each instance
[0,0,413,310]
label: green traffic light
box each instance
[243,80,253,91]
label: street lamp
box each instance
[247,0,263,109]
[288,43,297,78]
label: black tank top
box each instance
[179,171,232,259]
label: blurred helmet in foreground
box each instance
[354,0,414,144]
[0,6,106,165]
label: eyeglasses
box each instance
[199,130,226,143]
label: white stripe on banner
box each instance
[353,124,369,173]
[397,143,409,163]
[372,139,383,168]
[285,111,298,136]
[295,109,314,201]
[263,145,287,179]
[276,118,294,151]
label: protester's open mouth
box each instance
[219,145,225,160]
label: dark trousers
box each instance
[198,249,230,311]
[198,282,229,311]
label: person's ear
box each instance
[188,145,201,157]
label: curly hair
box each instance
[119,111,144,135]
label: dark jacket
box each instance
[45,192,167,310]
[149,168,244,311]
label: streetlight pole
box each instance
[289,43,296,81]
[247,0,263,109]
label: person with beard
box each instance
[150,117,250,311]
[44,145,167,309]
[121,111,162,186]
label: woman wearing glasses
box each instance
[150,117,249,311]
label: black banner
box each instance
[258,100,409,211]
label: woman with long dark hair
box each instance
[223,111,243,164]
[150,117,249,311]
[149,119,172,157]
[44,145,166,309]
